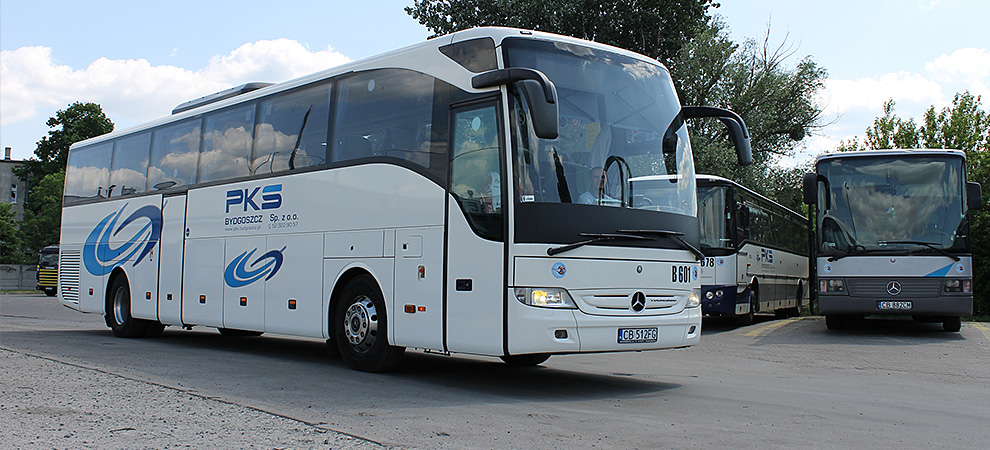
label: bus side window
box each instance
[199,104,255,183]
[149,119,200,190]
[108,132,150,197]
[253,82,330,174]
[64,142,113,203]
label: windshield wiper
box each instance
[618,229,706,261]
[825,244,867,262]
[879,240,960,262]
[547,233,651,256]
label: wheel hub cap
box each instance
[343,296,378,353]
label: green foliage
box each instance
[18,171,65,258]
[854,92,990,315]
[405,0,716,66]
[13,102,114,197]
[0,203,32,264]
[677,20,827,210]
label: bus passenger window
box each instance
[253,83,330,174]
[108,132,150,197]
[149,119,200,190]
[64,142,112,203]
[199,105,255,183]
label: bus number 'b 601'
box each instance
[672,265,692,283]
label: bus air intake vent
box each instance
[59,249,81,303]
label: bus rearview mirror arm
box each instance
[473,68,559,140]
[682,106,753,166]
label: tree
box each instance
[13,102,114,196]
[18,171,65,255]
[674,20,827,209]
[405,0,716,67]
[850,92,989,316]
[0,203,31,264]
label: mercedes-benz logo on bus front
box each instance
[631,292,646,312]
[886,281,902,296]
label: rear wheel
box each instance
[45,288,57,297]
[500,354,551,367]
[825,314,845,330]
[942,316,962,332]
[105,276,147,338]
[334,274,404,372]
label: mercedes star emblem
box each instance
[886,281,902,296]
[631,292,646,312]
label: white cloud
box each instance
[0,39,350,129]
[821,72,943,116]
[925,47,990,100]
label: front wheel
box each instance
[500,354,550,367]
[942,316,962,332]
[736,289,757,326]
[334,275,404,372]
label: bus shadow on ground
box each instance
[32,327,682,403]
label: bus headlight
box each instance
[686,288,701,308]
[943,278,972,293]
[515,288,577,309]
[705,291,714,300]
[819,278,845,293]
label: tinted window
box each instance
[200,105,255,182]
[109,132,150,197]
[332,69,438,170]
[64,142,112,202]
[253,83,330,174]
[149,119,201,190]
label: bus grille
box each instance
[845,278,942,298]
[59,250,81,302]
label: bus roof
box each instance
[814,149,966,164]
[70,27,667,150]
[696,174,806,219]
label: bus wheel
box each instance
[45,288,57,297]
[334,275,404,372]
[105,275,147,338]
[942,316,962,332]
[737,289,757,326]
[500,354,551,367]
[825,314,847,330]
[218,328,263,337]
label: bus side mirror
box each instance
[518,80,559,140]
[682,106,752,166]
[967,182,982,210]
[473,67,559,140]
[803,172,817,205]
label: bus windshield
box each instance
[817,155,967,254]
[505,38,696,245]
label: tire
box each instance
[942,316,962,332]
[334,274,404,372]
[105,275,147,338]
[218,328,263,337]
[500,354,551,367]
[737,289,757,326]
[45,289,57,297]
[825,314,845,330]
[788,284,803,317]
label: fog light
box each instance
[705,291,714,300]
[554,329,568,339]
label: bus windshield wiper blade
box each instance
[547,233,651,256]
[880,240,960,262]
[618,229,706,261]
[825,244,866,262]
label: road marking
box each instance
[971,322,990,340]
[740,317,803,337]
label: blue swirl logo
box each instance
[83,203,162,276]
[224,247,285,288]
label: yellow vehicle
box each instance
[36,244,58,297]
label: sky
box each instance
[2,0,988,167]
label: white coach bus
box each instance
[803,149,982,332]
[694,176,808,324]
[58,27,752,371]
